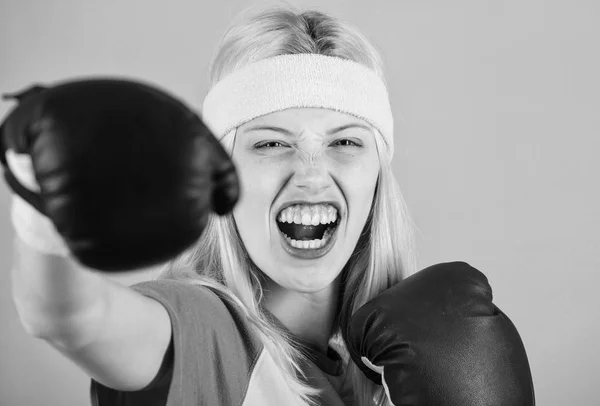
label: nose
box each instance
[292,150,333,195]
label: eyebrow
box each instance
[243,123,372,136]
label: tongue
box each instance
[278,222,331,241]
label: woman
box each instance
[150,5,416,405]
[7,3,533,406]
[89,4,414,405]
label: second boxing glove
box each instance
[344,262,535,405]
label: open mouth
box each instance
[276,203,340,251]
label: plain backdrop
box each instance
[1,0,598,405]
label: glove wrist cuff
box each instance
[11,194,69,257]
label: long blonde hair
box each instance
[159,4,417,405]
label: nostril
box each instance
[295,181,331,194]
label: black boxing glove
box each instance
[344,262,535,405]
[1,79,239,271]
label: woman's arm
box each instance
[11,237,173,392]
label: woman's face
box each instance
[231,108,380,293]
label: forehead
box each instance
[239,108,369,129]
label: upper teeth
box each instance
[277,204,338,226]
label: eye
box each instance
[332,138,362,147]
[254,141,287,149]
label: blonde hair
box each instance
[159,4,417,405]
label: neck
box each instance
[263,277,340,353]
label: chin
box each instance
[272,262,344,294]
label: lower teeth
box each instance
[285,226,335,250]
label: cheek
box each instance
[243,168,282,204]
[232,160,282,246]
[343,157,379,223]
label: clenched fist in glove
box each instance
[1,79,239,271]
[345,262,535,405]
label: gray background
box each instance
[1,0,598,405]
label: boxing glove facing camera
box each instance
[1,79,239,271]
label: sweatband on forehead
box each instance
[201,53,394,159]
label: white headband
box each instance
[201,53,394,159]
